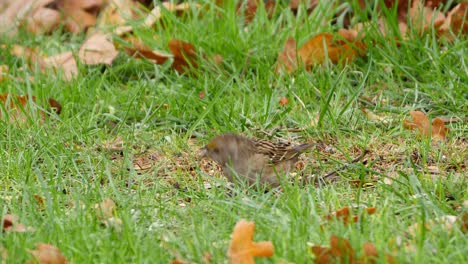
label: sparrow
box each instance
[200,133,313,187]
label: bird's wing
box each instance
[252,138,309,164]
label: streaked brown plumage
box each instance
[201,133,313,187]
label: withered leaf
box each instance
[43,51,78,80]
[27,243,67,264]
[227,219,274,264]
[120,35,172,64]
[403,110,449,140]
[168,39,198,73]
[79,33,119,65]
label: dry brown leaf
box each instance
[403,111,449,140]
[168,39,198,73]
[2,214,30,232]
[0,0,53,35]
[279,97,289,106]
[362,242,378,264]
[27,243,67,264]
[312,236,385,264]
[277,33,366,74]
[275,37,297,74]
[409,0,445,34]
[0,94,62,123]
[120,35,172,64]
[79,33,119,65]
[26,7,61,35]
[43,51,78,80]
[56,0,105,34]
[94,198,116,220]
[0,65,8,82]
[461,212,468,233]
[324,207,377,226]
[289,0,318,13]
[442,3,468,36]
[329,235,354,261]
[10,45,46,70]
[227,219,274,264]
[144,2,200,28]
[97,0,143,30]
[298,33,366,69]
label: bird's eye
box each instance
[213,147,220,153]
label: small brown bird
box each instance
[200,133,313,188]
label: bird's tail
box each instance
[294,143,315,152]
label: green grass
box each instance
[1,0,467,263]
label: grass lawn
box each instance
[0,1,467,263]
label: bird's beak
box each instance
[199,146,208,158]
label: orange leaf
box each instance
[121,36,172,64]
[403,110,431,137]
[366,207,377,215]
[329,235,354,261]
[227,219,274,264]
[362,242,378,264]
[168,39,198,73]
[279,97,289,106]
[297,33,365,71]
[311,245,332,264]
[79,33,119,65]
[27,243,67,264]
[403,111,449,140]
[275,37,298,74]
[431,117,449,140]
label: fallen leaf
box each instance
[311,236,385,264]
[324,207,377,225]
[94,198,116,220]
[26,7,61,35]
[362,242,378,264]
[403,111,449,140]
[10,45,46,70]
[33,194,45,207]
[27,243,67,264]
[43,51,78,80]
[144,2,200,28]
[279,97,289,106]
[442,3,468,37]
[461,212,468,233]
[409,0,445,34]
[97,0,143,30]
[120,35,172,64]
[2,214,30,232]
[298,33,365,70]
[275,37,297,74]
[276,33,366,74]
[431,117,449,141]
[57,0,105,34]
[168,39,198,73]
[227,219,274,264]
[79,33,119,65]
